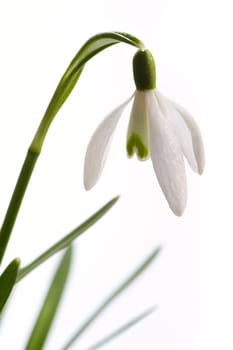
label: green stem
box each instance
[0,149,39,264]
[0,32,143,265]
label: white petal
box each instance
[147,91,187,216]
[84,95,134,190]
[127,90,149,160]
[155,90,205,174]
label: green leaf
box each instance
[31,32,144,153]
[84,306,156,350]
[61,246,161,349]
[24,246,72,350]
[0,258,20,313]
[17,196,119,282]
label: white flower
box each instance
[84,50,204,216]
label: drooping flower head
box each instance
[84,49,204,216]
[126,49,156,160]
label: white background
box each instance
[0,0,232,349]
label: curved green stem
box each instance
[30,32,144,154]
[0,32,143,265]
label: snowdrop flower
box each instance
[84,49,204,216]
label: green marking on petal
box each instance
[126,91,149,161]
[127,133,149,160]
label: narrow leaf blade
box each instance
[17,196,119,282]
[0,258,20,312]
[25,246,72,350]
[85,306,156,350]
[62,246,161,349]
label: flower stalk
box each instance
[0,150,38,264]
[0,32,143,265]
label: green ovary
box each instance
[127,133,149,160]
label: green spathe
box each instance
[31,32,144,154]
[133,49,156,90]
